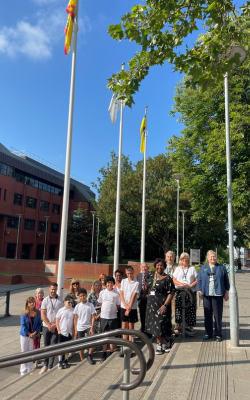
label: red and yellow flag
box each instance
[64,0,76,55]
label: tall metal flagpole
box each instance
[140,106,148,263]
[113,63,125,276]
[57,0,79,298]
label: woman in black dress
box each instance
[144,258,175,355]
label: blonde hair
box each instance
[99,273,107,282]
[207,250,216,258]
[179,252,190,267]
[23,297,38,316]
[91,280,102,294]
[69,279,81,294]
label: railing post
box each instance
[4,291,11,317]
[123,346,133,400]
[182,291,185,338]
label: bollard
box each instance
[182,291,186,338]
[123,346,133,400]
[4,291,11,317]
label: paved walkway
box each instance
[0,270,249,399]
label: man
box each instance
[39,282,64,374]
[137,263,149,335]
[165,251,180,335]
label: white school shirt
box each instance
[99,289,121,319]
[41,295,64,327]
[120,278,139,310]
[173,266,198,291]
[56,307,74,336]
[73,302,95,331]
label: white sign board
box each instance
[45,264,56,274]
[190,249,200,264]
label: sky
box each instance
[0,0,239,194]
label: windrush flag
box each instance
[64,0,76,55]
[108,93,121,125]
[140,113,146,153]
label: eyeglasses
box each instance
[67,301,73,304]
[73,283,79,286]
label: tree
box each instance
[66,203,92,261]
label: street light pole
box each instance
[179,210,187,253]
[43,216,50,261]
[172,174,184,263]
[96,216,100,264]
[15,214,23,259]
[90,211,97,263]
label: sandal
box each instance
[203,335,212,340]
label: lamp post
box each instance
[15,214,23,259]
[179,210,187,253]
[96,215,100,264]
[172,174,184,263]
[90,211,97,263]
[43,216,50,261]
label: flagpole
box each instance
[113,63,125,276]
[57,0,79,298]
[140,106,148,263]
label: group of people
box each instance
[19,249,230,375]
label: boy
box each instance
[99,276,121,363]
[120,266,139,357]
[73,288,95,365]
[56,294,75,369]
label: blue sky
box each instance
[0,0,238,193]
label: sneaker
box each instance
[100,353,107,364]
[155,343,164,355]
[119,351,124,358]
[63,360,69,368]
[58,361,64,370]
[21,369,28,376]
[188,327,197,334]
[87,355,94,365]
[39,366,48,375]
[164,338,175,352]
[185,327,195,337]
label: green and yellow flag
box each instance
[140,113,146,153]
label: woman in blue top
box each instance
[20,296,41,376]
[197,250,229,342]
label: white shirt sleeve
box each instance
[98,292,103,304]
[90,303,95,314]
[120,280,125,292]
[73,304,79,315]
[41,297,47,310]
[56,308,62,319]
[117,294,121,305]
[134,281,139,293]
[173,267,179,279]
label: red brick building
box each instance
[0,143,95,260]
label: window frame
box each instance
[40,200,50,212]
[14,193,23,206]
[24,219,35,231]
[26,196,37,209]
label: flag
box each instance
[140,113,146,153]
[108,93,121,125]
[64,0,76,55]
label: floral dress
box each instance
[87,293,101,334]
[145,271,175,337]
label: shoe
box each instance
[100,353,107,364]
[58,361,65,370]
[21,369,28,376]
[216,336,222,342]
[155,343,164,355]
[130,352,136,358]
[39,366,48,375]
[203,335,212,340]
[87,355,94,365]
[119,352,124,358]
[63,360,69,368]
[185,327,195,337]
[188,327,197,334]
[164,338,175,352]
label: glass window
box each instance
[51,223,59,233]
[38,221,46,232]
[26,197,37,209]
[52,204,60,214]
[1,163,7,175]
[7,217,19,229]
[40,200,49,212]
[14,193,22,206]
[24,219,35,231]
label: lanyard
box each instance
[152,271,164,288]
[182,268,188,281]
[50,297,58,312]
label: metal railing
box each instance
[175,288,195,338]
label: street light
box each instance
[15,214,23,259]
[90,211,97,263]
[221,44,247,347]
[179,210,187,253]
[96,215,100,264]
[172,174,184,263]
[43,216,50,261]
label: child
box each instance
[120,266,139,357]
[20,297,41,376]
[99,276,121,363]
[73,288,95,365]
[56,295,75,369]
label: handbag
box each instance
[28,313,39,349]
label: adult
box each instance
[165,251,180,335]
[173,252,198,336]
[99,273,107,290]
[197,250,229,342]
[39,282,64,374]
[144,258,175,355]
[87,280,102,334]
[137,263,149,334]
[69,279,81,307]
[35,288,44,310]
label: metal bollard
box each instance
[181,291,186,338]
[123,346,133,400]
[4,291,11,317]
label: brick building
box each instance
[0,143,95,260]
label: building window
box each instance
[38,221,46,232]
[14,193,22,206]
[26,197,37,209]
[0,188,1,200]
[40,200,49,212]
[4,189,6,201]
[51,223,59,233]
[52,204,60,214]
[7,217,19,229]
[24,219,35,231]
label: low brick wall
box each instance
[0,275,22,285]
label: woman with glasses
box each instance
[197,250,229,342]
[173,252,198,336]
[69,279,81,307]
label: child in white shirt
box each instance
[56,294,74,369]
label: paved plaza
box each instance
[0,270,249,400]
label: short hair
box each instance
[165,251,174,257]
[78,288,87,295]
[125,266,134,272]
[90,280,102,294]
[105,276,115,285]
[179,252,190,266]
[99,273,107,281]
[35,288,44,296]
[207,250,216,258]
[50,282,58,288]
[114,269,123,276]
[141,263,149,268]
[153,258,166,268]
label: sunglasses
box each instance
[73,283,79,285]
[66,301,73,304]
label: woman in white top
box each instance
[173,252,198,336]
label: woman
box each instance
[197,250,229,342]
[35,288,44,310]
[144,258,175,355]
[87,280,102,334]
[20,297,41,376]
[99,273,107,290]
[173,252,198,336]
[69,279,81,307]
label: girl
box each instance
[20,297,41,376]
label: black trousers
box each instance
[138,297,147,333]
[43,326,59,368]
[58,333,72,362]
[203,295,224,337]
